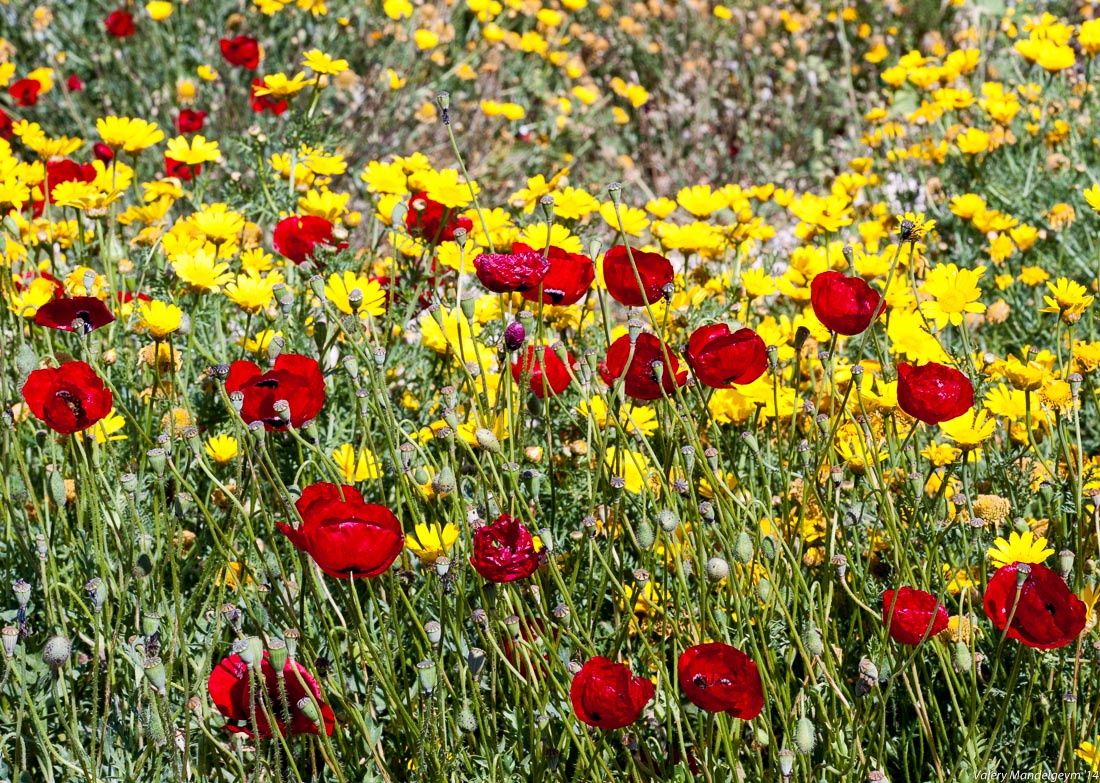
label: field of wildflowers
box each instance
[5,0,1100,780]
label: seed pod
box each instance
[953,641,972,673]
[431,466,457,495]
[794,717,816,753]
[476,428,501,453]
[755,579,772,604]
[49,470,67,508]
[705,557,730,583]
[760,536,777,560]
[43,635,72,670]
[268,639,288,673]
[733,532,754,564]
[417,660,437,694]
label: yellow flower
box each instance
[239,329,282,354]
[91,408,127,443]
[897,211,935,241]
[676,185,727,217]
[1041,277,1094,323]
[302,49,348,75]
[603,446,660,495]
[225,271,278,313]
[919,263,986,328]
[197,65,219,82]
[598,201,649,236]
[137,300,183,338]
[332,444,382,482]
[938,409,995,450]
[96,116,164,152]
[1084,184,1100,214]
[146,1,173,21]
[414,29,439,50]
[406,523,460,564]
[323,271,387,317]
[205,434,239,464]
[253,72,316,98]
[165,134,221,166]
[172,245,232,292]
[1004,357,1046,392]
[1075,740,1100,772]
[956,127,990,155]
[988,530,1054,569]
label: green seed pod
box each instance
[143,656,167,693]
[268,639,288,673]
[803,626,825,657]
[760,535,777,560]
[636,521,655,550]
[431,466,457,495]
[416,660,437,694]
[755,578,772,604]
[733,532,754,564]
[794,717,816,754]
[48,470,67,508]
[43,635,72,670]
[475,428,501,453]
[754,727,770,747]
[413,466,430,485]
[953,641,972,673]
[705,557,730,583]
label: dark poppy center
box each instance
[255,379,280,388]
[55,389,85,419]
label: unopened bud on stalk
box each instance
[705,557,729,582]
[755,579,772,604]
[803,626,825,657]
[731,532,754,564]
[699,501,715,523]
[35,534,46,561]
[432,466,457,495]
[794,717,816,753]
[49,469,67,508]
[424,621,442,646]
[457,706,478,732]
[760,536,777,560]
[953,641,972,673]
[636,521,655,550]
[43,635,71,670]
[503,320,526,352]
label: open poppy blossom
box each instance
[602,245,674,307]
[897,362,973,425]
[404,191,473,245]
[473,249,550,294]
[44,159,98,203]
[219,35,260,69]
[570,656,655,730]
[177,109,206,133]
[810,270,882,336]
[225,354,326,429]
[983,562,1086,650]
[104,9,136,38]
[510,345,575,399]
[684,324,767,388]
[208,651,335,737]
[34,296,115,334]
[599,332,688,401]
[165,156,200,182]
[278,483,404,579]
[678,642,764,718]
[22,361,113,435]
[514,242,595,306]
[250,79,288,115]
[469,514,540,583]
[9,79,41,108]
[882,587,949,646]
[273,215,346,266]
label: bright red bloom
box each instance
[404,191,473,245]
[66,74,84,92]
[208,652,335,737]
[469,514,540,583]
[685,324,767,388]
[510,345,575,399]
[278,483,404,579]
[92,142,114,163]
[219,36,260,69]
[599,333,688,401]
[250,79,288,115]
[177,109,206,133]
[225,354,326,430]
[0,109,12,140]
[22,361,113,435]
[473,249,550,294]
[677,642,764,718]
[273,215,345,266]
[983,562,1087,650]
[896,362,973,425]
[882,587,949,646]
[34,296,115,334]
[104,9,136,37]
[810,271,882,336]
[570,656,655,730]
[514,242,595,306]
[9,79,40,107]
[44,159,97,203]
[165,156,200,182]
[602,245,674,307]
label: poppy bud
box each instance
[733,532,754,564]
[85,578,107,613]
[760,536,777,560]
[636,521,655,549]
[48,469,67,508]
[804,626,825,657]
[953,641,972,673]
[457,706,477,732]
[794,717,816,753]
[1059,550,1075,578]
[756,579,772,604]
[656,509,679,533]
[44,635,72,670]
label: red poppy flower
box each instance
[165,155,200,182]
[882,587,949,646]
[469,514,540,583]
[273,215,346,266]
[92,142,114,163]
[896,362,973,425]
[104,9,135,38]
[22,361,113,435]
[177,109,206,133]
[510,345,575,399]
[404,191,473,246]
[513,242,595,306]
[0,109,12,140]
[219,36,260,69]
[225,354,326,430]
[208,652,335,737]
[66,74,84,92]
[809,271,882,336]
[677,642,764,718]
[44,159,97,203]
[9,79,40,107]
[685,324,767,388]
[473,249,550,294]
[570,656,655,730]
[602,245,674,307]
[278,483,404,579]
[250,79,288,115]
[983,562,1087,650]
[34,296,115,334]
[599,333,688,401]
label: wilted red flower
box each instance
[810,271,882,336]
[165,155,200,182]
[92,142,114,163]
[273,215,345,266]
[896,362,973,425]
[511,345,575,399]
[469,514,540,583]
[44,159,97,204]
[677,642,764,718]
[177,109,206,133]
[34,296,115,334]
[473,249,550,294]
[225,354,325,429]
[9,79,41,107]
[602,245,674,307]
[278,483,404,579]
[66,74,84,92]
[208,651,335,737]
[514,242,594,306]
[570,656,655,730]
[983,562,1087,650]
[882,587,949,646]
[685,324,767,388]
[104,9,136,38]
[219,35,260,69]
[250,79,288,115]
[599,333,688,401]
[22,361,113,435]
[404,191,473,245]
